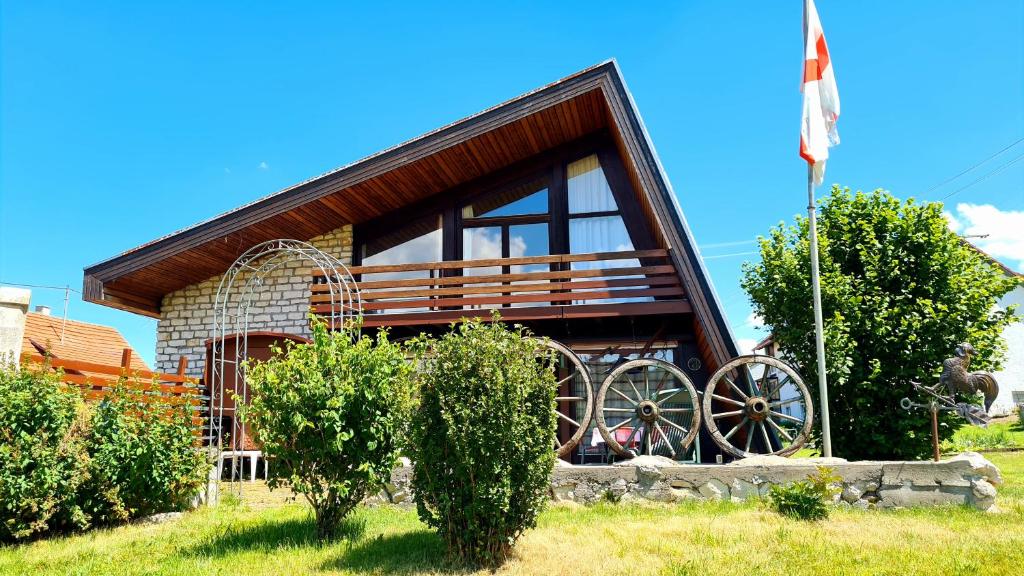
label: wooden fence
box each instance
[23,350,209,431]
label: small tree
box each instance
[407,317,557,566]
[742,187,1019,460]
[241,320,413,540]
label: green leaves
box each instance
[241,318,413,541]
[743,187,1020,460]
[768,466,842,521]
[406,316,557,567]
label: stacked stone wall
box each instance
[155,226,353,375]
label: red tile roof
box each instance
[20,312,150,371]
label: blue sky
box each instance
[2,1,1022,366]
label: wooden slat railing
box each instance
[310,249,691,326]
[23,352,208,429]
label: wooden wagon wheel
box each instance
[540,339,594,458]
[702,355,813,458]
[596,359,701,460]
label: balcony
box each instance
[310,249,690,328]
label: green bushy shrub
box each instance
[0,364,89,542]
[241,320,413,540]
[407,318,557,566]
[81,382,208,523]
[768,466,842,521]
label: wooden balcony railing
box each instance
[311,249,691,327]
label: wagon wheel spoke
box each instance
[658,415,689,436]
[652,368,671,398]
[747,368,762,397]
[770,410,804,424]
[766,374,792,399]
[655,387,685,405]
[724,375,749,400]
[643,366,651,400]
[556,371,580,387]
[744,421,755,453]
[603,407,635,413]
[553,410,581,428]
[623,423,641,454]
[661,407,694,413]
[770,396,802,408]
[723,416,749,442]
[626,376,643,403]
[766,416,794,443]
[653,421,676,459]
[644,422,652,455]
[608,385,639,406]
[712,409,744,420]
[759,421,772,452]
[555,396,586,402]
[711,393,744,407]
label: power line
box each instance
[0,281,81,293]
[941,151,1024,200]
[920,137,1024,197]
[703,251,760,260]
[701,239,758,249]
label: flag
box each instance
[800,0,840,185]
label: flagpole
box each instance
[807,164,833,457]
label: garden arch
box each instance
[209,239,360,486]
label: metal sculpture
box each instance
[935,343,999,413]
[209,239,360,492]
[702,355,814,458]
[595,358,701,460]
[541,339,595,458]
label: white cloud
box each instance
[945,203,1024,271]
[736,338,759,356]
[745,311,764,329]
[258,161,270,171]
[942,210,961,233]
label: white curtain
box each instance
[568,154,618,214]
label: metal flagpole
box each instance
[806,164,833,457]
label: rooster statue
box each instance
[938,343,999,413]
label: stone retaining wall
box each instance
[379,452,1002,512]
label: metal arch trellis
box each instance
[209,239,360,494]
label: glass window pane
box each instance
[568,154,618,214]
[462,178,548,218]
[569,215,636,268]
[360,214,442,314]
[462,227,503,311]
[361,214,442,282]
[508,224,550,307]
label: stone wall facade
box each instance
[155,226,353,375]
[377,452,1002,512]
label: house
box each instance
[967,245,1024,415]
[21,307,150,371]
[82,61,741,463]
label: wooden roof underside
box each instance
[84,61,739,367]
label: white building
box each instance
[987,261,1024,415]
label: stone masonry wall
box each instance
[155,226,353,376]
[377,452,1003,512]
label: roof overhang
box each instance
[83,60,739,365]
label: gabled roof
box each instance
[83,60,740,367]
[21,312,150,370]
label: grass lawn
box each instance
[3,453,1023,576]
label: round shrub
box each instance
[81,382,209,523]
[241,320,414,540]
[407,318,557,566]
[0,363,89,542]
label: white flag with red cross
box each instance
[800,0,840,185]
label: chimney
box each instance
[0,287,31,366]
[35,305,51,316]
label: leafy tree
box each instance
[407,317,557,567]
[241,320,413,540]
[742,187,1019,460]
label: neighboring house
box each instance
[752,334,806,422]
[82,61,740,462]
[21,307,150,371]
[968,246,1024,415]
